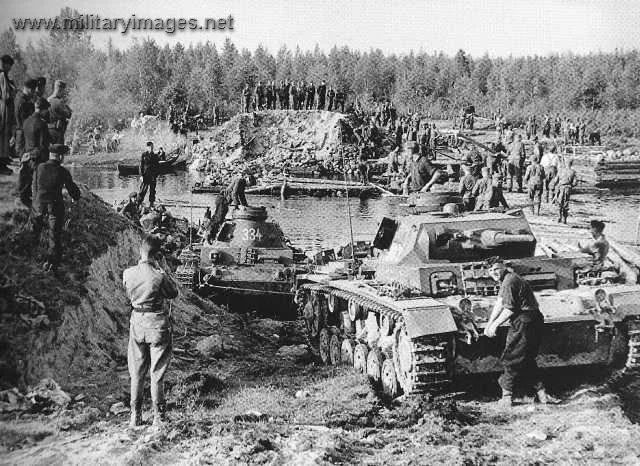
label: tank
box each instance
[295,209,640,397]
[176,206,306,317]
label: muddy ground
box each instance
[2,156,640,465]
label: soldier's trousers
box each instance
[138,176,157,205]
[128,312,172,411]
[498,312,545,396]
[33,200,64,265]
[14,129,24,159]
[17,162,33,206]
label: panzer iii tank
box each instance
[176,206,306,317]
[295,210,640,397]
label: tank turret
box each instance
[200,206,294,267]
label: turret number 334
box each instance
[242,228,263,241]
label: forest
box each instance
[2,8,640,136]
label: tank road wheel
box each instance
[366,348,383,383]
[319,328,331,364]
[353,344,369,374]
[309,293,326,339]
[329,334,342,365]
[341,339,355,365]
[393,325,416,394]
[348,300,361,321]
[381,358,399,398]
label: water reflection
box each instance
[68,166,640,248]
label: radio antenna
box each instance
[341,147,356,277]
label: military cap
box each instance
[146,141,153,147]
[129,192,138,199]
[49,144,70,155]
[37,77,47,86]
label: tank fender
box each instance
[399,305,457,339]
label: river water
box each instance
[68,166,640,249]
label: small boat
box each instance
[191,182,223,194]
[117,150,186,176]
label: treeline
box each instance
[2,8,640,136]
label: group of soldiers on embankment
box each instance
[0,54,78,272]
[241,80,347,113]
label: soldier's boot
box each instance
[497,393,513,408]
[130,403,142,428]
[152,403,166,431]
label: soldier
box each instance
[281,80,290,109]
[242,84,252,113]
[335,89,345,113]
[120,192,141,222]
[138,141,159,207]
[207,172,256,242]
[485,258,552,407]
[47,80,72,145]
[299,81,307,110]
[0,55,16,174]
[540,145,559,202]
[402,142,442,195]
[507,134,526,192]
[33,144,81,272]
[523,155,545,216]
[289,81,297,110]
[18,97,50,207]
[317,80,327,110]
[578,220,610,270]
[326,87,335,111]
[255,81,265,110]
[552,159,577,224]
[123,235,178,429]
[14,78,37,161]
[35,77,47,98]
[265,80,274,110]
[459,164,477,211]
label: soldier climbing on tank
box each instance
[207,172,256,242]
[578,220,610,271]
[485,258,554,408]
[402,142,442,195]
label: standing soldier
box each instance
[14,78,37,161]
[242,84,252,113]
[289,81,297,111]
[47,80,72,145]
[485,258,552,407]
[552,159,577,224]
[327,87,335,111]
[298,81,307,110]
[123,235,178,429]
[317,80,327,110]
[523,155,545,216]
[33,144,81,272]
[0,55,16,175]
[281,80,290,110]
[18,97,49,207]
[265,80,274,110]
[507,134,526,192]
[255,81,265,110]
[138,141,159,207]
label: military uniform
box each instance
[327,88,335,111]
[317,82,327,110]
[242,88,252,113]
[498,271,545,398]
[123,259,178,424]
[47,95,72,144]
[13,88,35,159]
[138,149,160,206]
[18,109,49,206]
[33,148,81,268]
[554,167,576,223]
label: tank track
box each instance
[626,319,640,371]
[300,283,453,396]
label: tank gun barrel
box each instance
[480,230,535,248]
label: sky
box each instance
[3,0,640,57]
